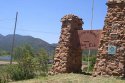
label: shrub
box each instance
[7,45,36,81]
[7,64,35,81]
[0,45,49,82]
[82,55,96,72]
[0,66,9,83]
[34,48,49,76]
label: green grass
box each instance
[9,73,125,83]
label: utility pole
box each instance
[10,12,18,64]
[87,0,94,72]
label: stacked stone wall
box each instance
[50,14,83,74]
[93,0,125,77]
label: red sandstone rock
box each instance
[49,14,83,74]
[93,0,125,77]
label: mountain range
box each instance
[0,34,57,54]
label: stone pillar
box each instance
[50,14,83,74]
[93,0,125,77]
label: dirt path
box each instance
[0,61,17,65]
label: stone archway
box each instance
[50,0,125,77]
[50,14,83,74]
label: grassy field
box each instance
[10,73,125,83]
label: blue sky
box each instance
[0,0,107,43]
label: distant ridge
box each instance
[0,34,57,54]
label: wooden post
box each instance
[10,12,18,64]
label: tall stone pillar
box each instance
[93,0,125,77]
[50,14,83,74]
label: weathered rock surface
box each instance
[93,0,125,77]
[108,0,125,3]
[49,14,83,74]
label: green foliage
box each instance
[7,45,35,81]
[0,45,49,82]
[0,49,9,56]
[7,65,35,81]
[82,55,96,72]
[0,66,9,83]
[48,50,54,60]
[82,50,97,72]
[13,45,34,61]
[34,48,49,76]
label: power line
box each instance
[17,28,59,34]
[0,27,59,35]
[0,18,15,22]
